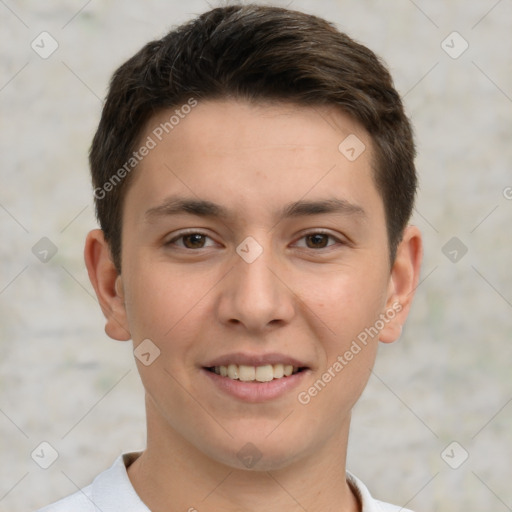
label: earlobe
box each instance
[379,225,422,344]
[84,229,131,341]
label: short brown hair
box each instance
[90,4,416,272]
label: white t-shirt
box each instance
[36,452,414,512]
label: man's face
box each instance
[116,99,400,469]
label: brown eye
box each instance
[182,233,207,248]
[305,233,330,249]
[293,231,342,250]
[166,231,216,249]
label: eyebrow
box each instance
[144,195,366,222]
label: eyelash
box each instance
[165,229,344,250]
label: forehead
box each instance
[124,99,383,223]
[142,99,368,159]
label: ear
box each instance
[84,229,131,341]
[379,225,423,344]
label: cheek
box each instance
[293,266,388,405]
[123,261,209,343]
[297,274,384,417]
[298,265,389,339]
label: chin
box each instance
[203,434,307,472]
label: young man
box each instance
[39,4,422,511]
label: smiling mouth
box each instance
[205,364,307,382]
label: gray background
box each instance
[1,1,511,511]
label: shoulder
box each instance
[374,500,415,512]
[35,452,147,512]
[36,485,94,511]
[346,471,415,512]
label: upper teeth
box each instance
[213,364,297,382]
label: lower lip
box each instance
[201,368,309,403]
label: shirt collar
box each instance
[90,452,149,511]
[91,452,408,512]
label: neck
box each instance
[127,397,360,512]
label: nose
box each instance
[216,241,295,333]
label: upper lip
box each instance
[203,352,309,368]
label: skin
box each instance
[85,99,422,512]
